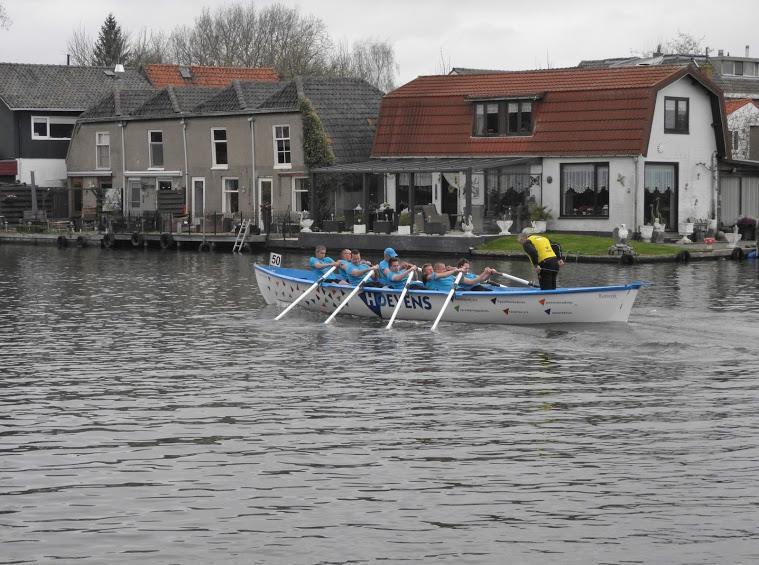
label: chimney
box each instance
[746,45,750,58]
[66,54,70,66]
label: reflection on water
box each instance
[1,246,758,564]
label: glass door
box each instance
[192,177,205,224]
[258,178,272,231]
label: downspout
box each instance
[633,155,640,230]
[120,121,126,214]
[711,151,719,224]
[181,118,189,215]
[248,116,256,225]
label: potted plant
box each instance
[397,210,411,235]
[353,210,366,234]
[322,213,344,233]
[298,210,313,232]
[529,204,552,233]
[639,224,654,242]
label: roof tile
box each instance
[144,64,279,88]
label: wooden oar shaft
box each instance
[431,271,464,331]
[386,272,415,329]
[274,265,336,321]
[324,270,374,324]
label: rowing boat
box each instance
[255,264,643,325]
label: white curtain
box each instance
[720,176,740,223]
[645,164,675,193]
[741,176,759,217]
[442,172,463,189]
[562,164,595,193]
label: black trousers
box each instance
[538,257,560,290]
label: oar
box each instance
[324,270,375,324]
[431,271,464,332]
[496,271,534,286]
[385,271,415,329]
[274,265,337,321]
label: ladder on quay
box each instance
[232,218,251,253]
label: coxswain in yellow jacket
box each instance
[518,233,563,290]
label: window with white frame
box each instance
[222,177,239,215]
[149,130,164,168]
[157,178,172,191]
[96,132,111,169]
[274,125,291,167]
[293,177,310,212]
[211,128,228,167]
[31,116,76,140]
[560,163,610,217]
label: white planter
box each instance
[353,224,366,234]
[678,222,694,236]
[532,220,547,233]
[639,225,654,242]
[396,225,411,235]
[299,219,314,232]
[708,218,718,231]
[495,219,513,235]
[724,232,742,248]
[653,222,665,232]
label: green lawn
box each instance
[478,233,682,256]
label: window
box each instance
[149,131,164,168]
[222,177,239,214]
[293,177,310,212]
[274,125,291,167]
[211,128,228,167]
[96,132,110,169]
[157,179,172,191]
[560,163,609,218]
[473,100,533,136]
[31,116,76,140]
[664,97,689,134]
[732,130,740,152]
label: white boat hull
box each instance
[255,265,642,325]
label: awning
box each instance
[311,157,538,174]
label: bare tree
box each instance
[130,29,169,66]
[0,2,12,30]
[67,25,94,65]
[436,48,452,75]
[635,32,707,57]
[326,39,397,92]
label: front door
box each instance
[258,178,273,231]
[192,177,205,223]
[127,179,142,216]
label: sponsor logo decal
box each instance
[358,292,433,317]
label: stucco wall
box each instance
[727,103,759,160]
[646,77,718,223]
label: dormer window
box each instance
[664,97,689,134]
[473,100,533,137]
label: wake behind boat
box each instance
[255,264,643,325]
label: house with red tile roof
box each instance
[724,98,759,160]
[317,64,730,234]
[143,64,279,88]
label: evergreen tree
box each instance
[92,13,130,66]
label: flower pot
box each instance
[724,232,742,248]
[396,225,411,235]
[495,219,513,235]
[299,219,314,232]
[532,220,547,233]
[639,225,654,242]
[374,220,392,234]
[353,223,366,234]
[322,220,343,232]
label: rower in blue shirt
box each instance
[422,262,463,291]
[309,245,340,278]
[385,257,418,289]
[343,250,378,285]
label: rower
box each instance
[385,257,417,289]
[308,245,343,281]
[457,258,497,291]
[344,250,380,286]
[423,262,463,291]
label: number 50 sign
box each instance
[269,252,282,267]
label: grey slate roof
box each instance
[193,81,283,113]
[80,89,156,119]
[0,63,153,110]
[300,77,382,164]
[712,76,759,97]
[132,86,221,117]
